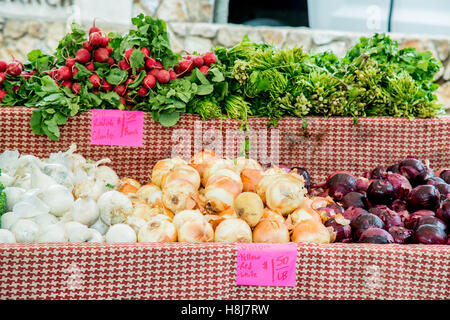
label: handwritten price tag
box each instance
[236,243,297,287]
[91,109,144,147]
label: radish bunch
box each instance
[0,58,29,103]
[174,52,217,78]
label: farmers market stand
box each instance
[0,107,449,299]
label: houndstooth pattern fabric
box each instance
[1,107,449,185]
[0,243,448,300]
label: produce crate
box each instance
[0,107,450,300]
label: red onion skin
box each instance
[440,170,450,184]
[351,213,385,240]
[406,185,441,213]
[387,164,400,174]
[388,227,413,244]
[386,173,412,200]
[369,205,404,229]
[416,216,447,232]
[414,224,448,245]
[359,227,394,244]
[405,210,435,230]
[324,218,352,242]
[435,184,450,201]
[436,199,450,224]
[326,173,357,201]
[363,167,387,180]
[343,207,369,222]
[278,164,291,173]
[356,177,370,193]
[291,167,311,190]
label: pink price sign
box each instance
[236,243,297,287]
[90,109,144,147]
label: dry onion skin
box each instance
[241,168,264,193]
[262,208,286,225]
[289,207,323,226]
[214,218,252,243]
[219,207,238,219]
[206,168,243,192]
[235,157,263,173]
[151,157,187,187]
[265,175,306,216]
[253,218,290,243]
[135,184,163,207]
[178,219,214,243]
[162,179,198,213]
[137,219,177,243]
[202,158,236,187]
[172,209,205,231]
[189,150,220,182]
[161,164,201,190]
[204,176,242,213]
[291,219,331,243]
[256,173,282,204]
[234,192,264,227]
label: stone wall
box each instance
[0,18,449,113]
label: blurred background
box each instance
[0,0,448,109]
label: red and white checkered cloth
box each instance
[0,107,449,300]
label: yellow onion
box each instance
[206,168,243,192]
[130,204,160,220]
[235,157,262,173]
[119,178,141,190]
[205,214,226,231]
[178,219,214,242]
[118,183,139,196]
[204,177,241,213]
[136,184,163,207]
[161,164,201,190]
[162,179,198,213]
[234,192,264,227]
[289,207,322,226]
[189,150,220,181]
[219,207,238,219]
[137,219,177,242]
[241,168,264,193]
[253,218,290,243]
[256,173,283,204]
[263,208,286,225]
[266,175,306,216]
[214,218,252,243]
[151,157,187,187]
[291,219,331,243]
[172,209,205,231]
[202,158,236,187]
[264,166,285,175]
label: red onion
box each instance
[387,163,400,174]
[398,158,429,185]
[351,212,385,240]
[404,210,435,229]
[386,173,412,200]
[439,169,450,184]
[291,167,311,190]
[406,185,440,212]
[416,216,447,232]
[426,176,446,185]
[364,167,387,179]
[388,227,413,244]
[324,216,352,242]
[436,199,450,224]
[341,191,368,209]
[435,184,450,200]
[366,179,395,206]
[391,199,410,221]
[369,205,403,229]
[356,177,370,193]
[343,206,368,222]
[414,224,448,244]
[326,173,357,201]
[359,228,394,244]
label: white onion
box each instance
[162,179,198,213]
[11,219,40,243]
[37,224,66,242]
[95,165,119,187]
[0,229,16,243]
[137,220,177,242]
[13,193,50,218]
[0,172,15,187]
[3,187,25,212]
[90,218,109,235]
[172,209,205,231]
[98,190,132,225]
[41,163,74,191]
[40,184,74,217]
[178,219,214,243]
[105,224,137,243]
[71,198,99,226]
[214,218,252,243]
[1,212,18,230]
[87,228,104,243]
[33,213,59,227]
[64,221,91,242]
[265,175,306,216]
[234,192,264,227]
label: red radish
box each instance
[12,85,21,92]
[114,84,126,96]
[101,37,109,47]
[125,78,133,86]
[203,52,216,66]
[0,89,7,102]
[30,70,37,76]
[72,66,79,77]
[193,56,204,67]
[145,58,156,69]
[156,70,170,84]
[89,32,103,47]
[136,67,145,73]
[83,41,93,51]
[0,61,7,72]
[94,48,110,63]
[89,74,100,88]
[58,66,72,81]
[199,65,209,76]
[169,70,177,80]
[86,61,95,72]
[49,67,58,79]
[183,55,193,60]
[66,57,76,69]
[89,21,100,35]
[177,59,194,74]
[106,46,113,55]
[137,86,147,97]
[154,60,163,69]
[140,47,150,58]
[107,57,115,66]
[76,48,91,64]
[22,71,30,80]
[149,69,160,77]
[101,79,112,91]
[6,61,23,77]
[61,80,73,89]
[118,60,130,71]
[72,83,81,95]
[143,75,156,89]
[120,96,126,106]
[125,93,134,104]
[93,89,99,94]
[124,48,134,62]
[0,72,5,85]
